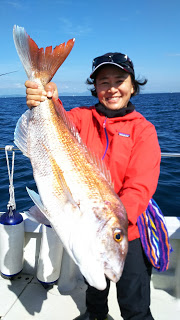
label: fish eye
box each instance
[113,229,123,243]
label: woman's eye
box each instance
[117,80,123,84]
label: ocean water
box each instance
[0,93,179,216]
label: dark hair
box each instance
[86,73,148,98]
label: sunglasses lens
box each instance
[93,56,110,69]
[113,54,128,64]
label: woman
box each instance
[25,52,161,320]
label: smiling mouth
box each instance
[106,96,120,101]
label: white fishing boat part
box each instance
[0,146,180,320]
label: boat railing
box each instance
[0,146,180,157]
[161,153,180,157]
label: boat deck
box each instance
[0,215,180,319]
[0,273,179,320]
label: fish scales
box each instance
[37,105,99,202]
[13,25,128,290]
[35,98,112,208]
[32,99,113,211]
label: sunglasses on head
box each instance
[92,53,133,71]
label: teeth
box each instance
[107,97,119,101]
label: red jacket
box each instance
[66,103,161,241]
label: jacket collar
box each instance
[95,101,135,118]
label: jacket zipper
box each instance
[102,117,109,160]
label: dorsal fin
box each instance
[52,97,113,186]
[53,97,82,143]
[13,25,75,85]
[90,151,113,186]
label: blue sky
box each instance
[0,0,180,96]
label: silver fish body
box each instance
[13,25,128,290]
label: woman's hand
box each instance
[25,81,59,109]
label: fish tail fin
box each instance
[13,25,75,85]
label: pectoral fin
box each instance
[14,110,31,157]
[26,187,50,225]
[25,205,50,225]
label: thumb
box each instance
[45,82,59,99]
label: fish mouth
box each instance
[104,265,123,283]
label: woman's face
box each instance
[95,65,134,110]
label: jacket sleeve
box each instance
[119,123,161,226]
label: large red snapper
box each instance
[13,25,128,290]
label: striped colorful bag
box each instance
[137,199,172,272]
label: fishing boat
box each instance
[0,146,180,320]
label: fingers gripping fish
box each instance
[13,26,128,290]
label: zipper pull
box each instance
[103,117,107,128]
